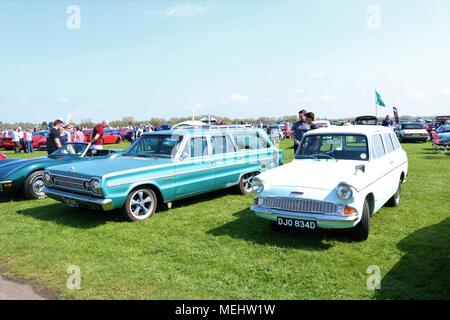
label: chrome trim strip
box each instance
[0,180,13,184]
[106,157,274,187]
[43,187,113,211]
[251,205,358,222]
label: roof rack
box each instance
[173,124,254,130]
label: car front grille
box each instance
[52,175,90,194]
[259,197,342,215]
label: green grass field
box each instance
[0,140,448,299]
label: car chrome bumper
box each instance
[0,180,13,193]
[250,205,359,229]
[44,187,114,211]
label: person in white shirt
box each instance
[25,129,33,153]
[13,127,22,154]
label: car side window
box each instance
[211,135,235,154]
[390,133,400,150]
[190,137,208,158]
[232,132,270,150]
[382,133,395,153]
[372,134,386,158]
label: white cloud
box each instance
[318,96,338,102]
[298,96,315,103]
[166,3,207,17]
[57,96,69,103]
[229,93,250,103]
[436,88,450,96]
[308,72,326,79]
[406,93,427,100]
[293,88,305,94]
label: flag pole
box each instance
[375,89,378,120]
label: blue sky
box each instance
[1,0,449,123]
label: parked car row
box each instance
[0,129,124,151]
[0,125,409,241]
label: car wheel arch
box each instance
[128,183,165,207]
[365,193,375,215]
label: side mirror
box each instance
[179,152,189,161]
[355,164,365,173]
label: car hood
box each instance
[47,155,174,178]
[0,156,54,179]
[257,159,367,191]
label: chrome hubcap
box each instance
[33,179,45,195]
[130,190,154,217]
[242,174,254,192]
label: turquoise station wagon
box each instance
[43,128,283,221]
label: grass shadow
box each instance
[158,187,242,213]
[16,203,122,229]
[375,217,450,299]
[15,188,238,228]
[208,209,358,251]
[0,195,29,203]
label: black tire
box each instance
[386,182,401,207]
[122,187,157,221]
[22,170,46,199]
[116,138,120,144]
[352,199,370,241]
[238,172,255,195]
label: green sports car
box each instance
[0,142,122,199]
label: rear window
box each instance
[232,132,270,150]
[402,124,423,130]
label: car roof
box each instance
[142,128,265,136]
[303,125,394,136]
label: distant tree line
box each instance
[0,114,440,130]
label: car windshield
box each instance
[49,143,88,157]
[296,134,369,161]
[437,126,450,133]
[32,131,48,137]
[403,124,423,129]
[124,134,183,158]
[355,118,377,125]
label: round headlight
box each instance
[43,172,51,184]
[337,184,353,200]
[252,178,264,193]
[91,179,101,195]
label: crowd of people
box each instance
[46,119,110,154]
[2,110,397,156]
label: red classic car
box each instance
[83,129,122,144]
[1,134,15,150]
[32,131,49,148]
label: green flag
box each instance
[375,90,385,107]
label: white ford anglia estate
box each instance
[250,125,408,241]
